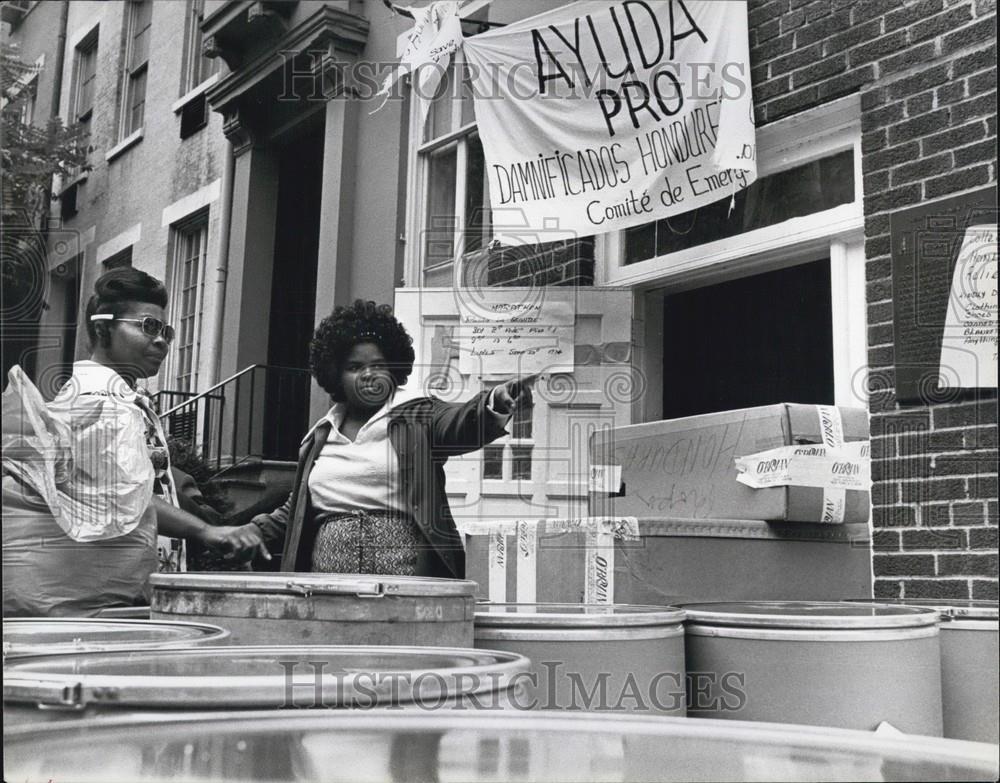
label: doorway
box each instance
[264,112,324,457]
[660,259,835,419]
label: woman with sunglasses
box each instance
[2,268,267,616]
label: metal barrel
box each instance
[149,572,478,647]
[474,602,686,715]
[681,600,944,735]
[845,598,999,743]
[2,618,228,661]
[4,710,997,782]
[3,644,531,725]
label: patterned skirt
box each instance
[310,510,424,576]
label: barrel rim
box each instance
[2,618,230,658]
[679,600,941,629]
[3,709,997,777]
[684,622,941,642]
[148,572,478,597]
[474,623,686,642]
[843,598,999,621]
[473,602,685,628]
[2,645,530,709]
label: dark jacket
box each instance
[253,392,508,578]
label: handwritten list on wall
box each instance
[458,296,575,377]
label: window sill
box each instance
[106,128,144,163]
[171,73,219,114]
[57,168,88,195]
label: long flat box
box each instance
[589,404,870,524]
[464,518,872,604]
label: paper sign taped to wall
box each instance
[459,297,575,377]
[939,224,998,388]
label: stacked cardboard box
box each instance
[465,404,873,604]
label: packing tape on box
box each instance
[734,406,870,524]
[466,517,639,604]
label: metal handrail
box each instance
[157,364,314,476]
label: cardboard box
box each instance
[464,517,872,605]
[588,404,870,524]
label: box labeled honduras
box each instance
[588,404,871,524]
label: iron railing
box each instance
[155,364,313,476]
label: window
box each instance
[625,149,855,265]
[181,0,219,94]
[103,246,133,269]
[614,96,868,416]
[16,72,36,126]
[73,30,98,124]
[414,56,491,287]
[168,216,208,392]
[406,48,594,289]
[120,0,152,139]
[482,380,534,482]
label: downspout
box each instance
[50,1,69,121]
[209,140,235,385]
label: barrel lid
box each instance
[2,619,229,659]
[680,601,940,629]
[2,645,529,710]
[843,598,999,621]
[474,603,684,628]
[4,711,998,783]
[149,572,478,598]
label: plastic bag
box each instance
[2,366,153,542]
[2,475,158,616]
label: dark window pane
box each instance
[511,400,533,439]
[424,145,457,269]
[483,446,503,479]
[130,1,153,69]
[464,133,490,254]
[128,67,146,133]
[625,150,855,264]
[423,63,455,143]
[512,446,532,480]
[660,259,834,418]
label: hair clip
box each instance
[90,314,114,321]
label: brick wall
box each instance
[743,0,997,600]
[496,0,999,599]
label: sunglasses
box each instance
[90,314,176,343]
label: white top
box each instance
[307,387,509,517]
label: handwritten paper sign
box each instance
[939,224,998,388]
[463,0,757,239]
[459,298,575,376]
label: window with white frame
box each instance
[604,95,868,416]
[119,0,151,140]
[411,55,491,287]
[406,48,595,290]
[482,379,534,482]
[181,0,219,94]
[168,216,208,392]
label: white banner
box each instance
[463,0,757,239]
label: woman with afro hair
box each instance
[251,300,530,578]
